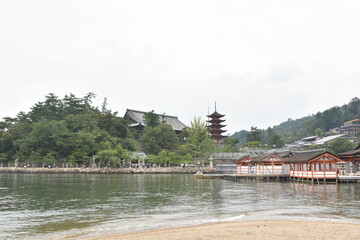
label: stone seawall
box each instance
[0,167,216,174]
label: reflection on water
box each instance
[0,174,359,239]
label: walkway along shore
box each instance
[0,167,216,174]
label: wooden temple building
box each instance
[207,105,227,143]
[230,149,360,183]
[285,150,344,183]
[339,119,360,136]
[124,109,187,138]
[236,153,289,176]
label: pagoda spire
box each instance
[207,103,227,143]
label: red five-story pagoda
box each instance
[207,104,227,143]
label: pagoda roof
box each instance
[207,111,225,118]
[207,119,225,123]
[209,128,226,132]
[208,123,226,128]
[210,129,226,135]
[211,135,227,140]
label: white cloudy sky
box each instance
[1,0,359,134]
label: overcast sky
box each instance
[1,0,359,134]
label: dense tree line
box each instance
[231,98,360,149]
[0,93,137,167]
[0,93,215,167]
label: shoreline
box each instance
[64,220,360,240]
[0,167,215,174]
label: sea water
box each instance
[0,173,359,239]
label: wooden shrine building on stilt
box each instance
[285,150,344,183]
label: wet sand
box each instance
[74,220,360,240]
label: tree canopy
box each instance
[0,95,216,167]
[0,93,133,167]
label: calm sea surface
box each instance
[0,173,359,239]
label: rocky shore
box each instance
[0,167,216,174]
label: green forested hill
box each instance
[231,97,360,145]
[0,93,214,167]
[0,93,137,167]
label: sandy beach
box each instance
[71,220,360,240]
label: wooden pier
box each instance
[338,175,360,183]
[223,174,290,182]
[201,174,224,179]
[201,173,360,183]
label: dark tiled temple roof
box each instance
[285,149,327,162]
[250,153,289,163]
[338,149,360,156]
[235,156,252,164]
[251,155,270,163]
[278,152,292,158]
[338,143,360,156]
[124,109,187,132]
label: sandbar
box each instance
[74,220,360,240]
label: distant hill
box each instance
[272,116,311,135]
[231,97,360,145]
